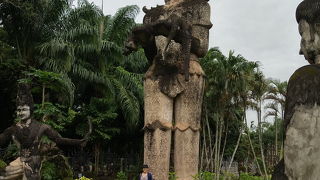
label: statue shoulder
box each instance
[285,65,320,128]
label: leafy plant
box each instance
[0,159,7,169]
[19,69,75,105]
[33,102,76,131]
[115,171,127,180]
[192,171,214,180]
[240,173,268,180]
[75,176,92,180]
[169,172,178,180]
[2,143,19,162]
[41,155,73,180]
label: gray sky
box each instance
[90,0,306,81]
[90,0,306,125]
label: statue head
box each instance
[16,83,34,121]
[296,0,320,64]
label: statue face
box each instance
[17,105,31,121]
[299,20,320,64]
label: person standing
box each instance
[139,164,153,180]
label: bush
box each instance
[193,171,215,180]
[0,159,7,169]
[239,173,267,180]
[169,172,178,180]
[75,177,92,180]
[115,171,127,180]
[41,155,73,180]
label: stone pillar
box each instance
[144,78,173,180]
[174,74,204,180]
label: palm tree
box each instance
[200,48,261,179]
[250,72,268,177]
[264,79,287,159]
[39,0,147,128]
[38,1,147,174]
[0,0,69,65]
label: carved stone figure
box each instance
[0,84,89,180]
[126,0,212,179]
[272,0,320,179]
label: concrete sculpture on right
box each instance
[272,0,320,179]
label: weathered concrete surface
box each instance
[0,158,23,180]
[285,105,320,180]
[280,65,320,180]
[140,0,211,179]
[296,0,320,65]
[143,73,204,180]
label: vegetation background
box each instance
[0,0,287,179]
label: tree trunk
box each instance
[218,122,228,174]
[42,84,46,108]
[257,101,268,177]
[94,143,101,175]
[275,114,278,160]
[245,115,263,176]
[216,117,223,180]
[228,128,242,172]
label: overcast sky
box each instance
[89,0,306,125]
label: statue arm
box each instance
[44,125,84,146]
[0,126,14,147]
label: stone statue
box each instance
[0,84,90,180]
[272,0,320,179]
[126,0,212,179]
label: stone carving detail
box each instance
[296,0,320,64]
[126,0,212,179]
[0,84,90,180]
[272,0,320,179]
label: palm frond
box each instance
[113,79,141,129]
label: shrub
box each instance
[75,177,92,180]
[0,159,7,169]
[169,172,178,180]
[115,171,127,180]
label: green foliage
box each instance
[115,171,127,180]
[33,102,76,131]
[169,172,178,180]
[41,156,73,180]
[192,171,215,180]
[1,143,19,162]
[41,161,58,180]
[38,1,145,129]
[0,159,7,169]
[75,177,92,180]
[240,173,267,180]
[19,69,75,105]
[76,97,119,141]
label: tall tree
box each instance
[200,48,261,178]
[264,79,287,159]
[39,0,147,128]
[250,72,268,177]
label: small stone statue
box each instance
[272,0,320,179]
[126,0,212,179]
[0,84,89,180]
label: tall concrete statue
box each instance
[0,84,90,180]
[272,0,320,179]
[126,0,212,179]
